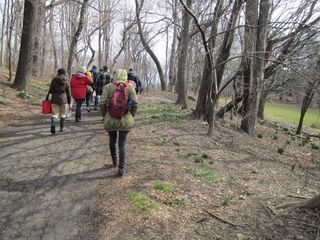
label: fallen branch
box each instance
[203,208,246,228]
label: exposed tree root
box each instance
[277,193,320,209]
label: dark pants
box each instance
[108,131,129,169]
[75,99,84,116]
[85,92,92,109]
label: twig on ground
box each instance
[203,208,246,228]
[262,203,276,217]
[287,194,309,200]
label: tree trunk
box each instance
[32,2,44,78]
[12,0,38,91]
[192,0,223,118]
[7,0,14,81]
[67,0,89,76]
[296,57,320,134]
[257,91,267,119]
[0,0,8,67]
[296,87,315,135]
[135,0,166,91]
[240,0,259,135]
[215,0,243,88]
[49,7,58,71]
[175,0,192,109]
[168,0,178,92]
[216,96,244,119]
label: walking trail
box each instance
[1,91,320,240]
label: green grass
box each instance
[186,168,217,181]
[222,195,234,206]
[153,180,174,193]
[265,102,320,128]
[16,90,33,100]
[128,192,159,212]
[139,102,185,122]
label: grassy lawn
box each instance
[265,102,320,127]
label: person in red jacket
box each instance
[70,66,92,122]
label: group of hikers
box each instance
[46,66,141,177]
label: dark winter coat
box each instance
[128,72,141,92]
[70,72,92,100]
[95,71,113,96]
[48,74,71,105]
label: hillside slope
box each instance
[0,72,319,239]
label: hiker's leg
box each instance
[59,104,66,131]
[60,118,65,131]
[108,131,117,166]
[50,104,60,134]
[118,131,129,173]
[86,93,91,112]
[94,94,99,110]
[75,100,83,122]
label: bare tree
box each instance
[12,0,38,91]
[296,55,320,134]
[67,0,89,76]
[240,0,270,135]
[135,0,166,91]
[175,0,192,109]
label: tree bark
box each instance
[257,91,267,119]
[12,0,38,91]
[192,0,223,118]
[175,0,192,109]
[32,2,45,78]
[168,0,178,92]
[67,0,89,76]
[240,0,270,135]
[215,0,243,89]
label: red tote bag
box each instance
[42,99,52,114]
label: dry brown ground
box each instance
[1,70,320,240]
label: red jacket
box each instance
[70,73,92,100]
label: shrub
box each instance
[311,143,320,150]
[286,140,291,145]
[257,133,263,139]
[194,158,203,163]
[173,196,187,207]
[277,147,284,154]
[272,135,279,140]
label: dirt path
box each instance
[0,94,319,240]
[0,109,113,239]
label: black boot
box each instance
[60,118,65,132]
[50,117,56,134]
[117,168,125,177]
[79,112,81,121]
[75,113,80,122]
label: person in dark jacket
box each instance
[127,68,142,94]
[47,68,71,134]
[90,65,99,110]
[94,65,112,108]
[70,66,93,122]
